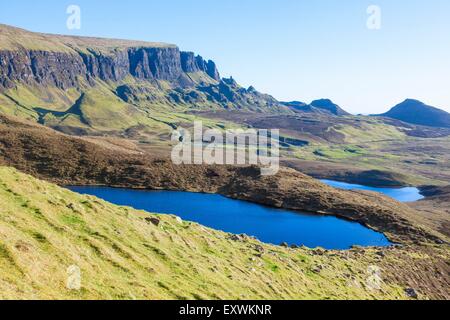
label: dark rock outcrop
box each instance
[0,49,86,89]
[206,60,220,81]
[180,51,220,80]
[0,47,220,91]
[80,49,130,82]
[192,78,281,111]
[418,185,450,198]
[180,51,199,73]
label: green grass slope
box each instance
[1,166,435,300]
[0,80,244,137]
[0,24,173,53]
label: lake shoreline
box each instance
[68,186,392,250]
[48,160,444,245]
[320,179,424,202]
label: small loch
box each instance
[320,180,424,202]
[68,186,391,250]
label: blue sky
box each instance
[1,0,449,113]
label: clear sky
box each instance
[1,0,449,114]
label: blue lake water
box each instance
[320,180,424,202]
[68,186,391,250]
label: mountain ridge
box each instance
[281,99,351,116]
[0,24,222,90]
[310,99,351,116]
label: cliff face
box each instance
[180,51,220,80]
[0,46,221,90]
[0,24,288,132]
[0,49,86,89]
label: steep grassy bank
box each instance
[0,167,449,300]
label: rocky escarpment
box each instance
[180,51,220,80]
[0,24,290,118]
[0,50,85,89]
[0,47,220,90]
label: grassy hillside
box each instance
[0,24,173,53]
[2,166,449,300]
[0,79,245,137]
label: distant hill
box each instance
[281,99,350,116]
[377,99,450,128]
[281,101,316,113]
[310,99,351,116]
[2,164,445,300]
